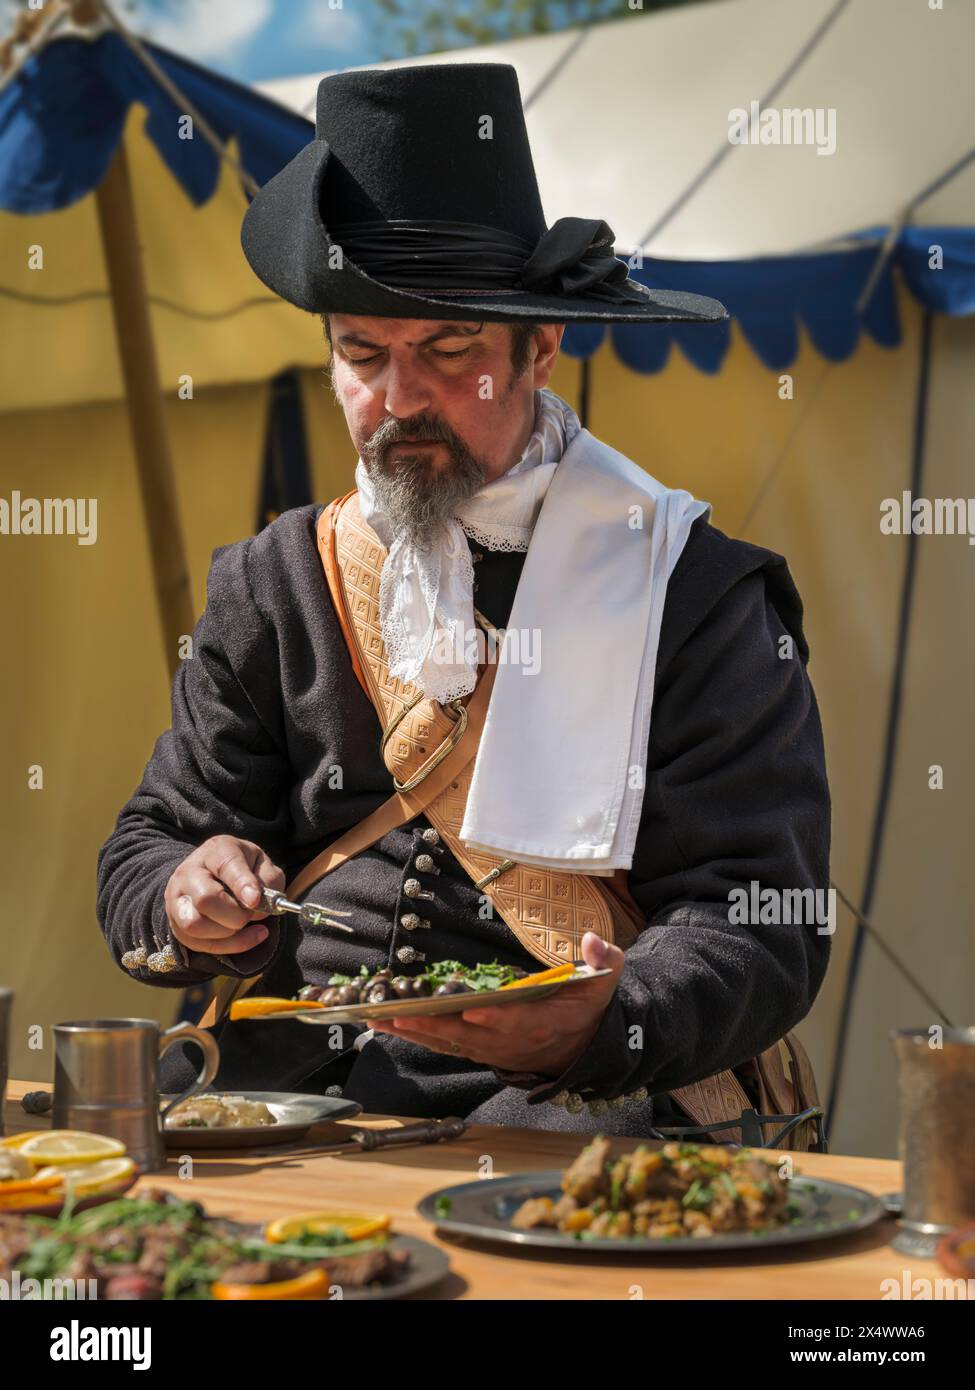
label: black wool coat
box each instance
[96,502,831,1137]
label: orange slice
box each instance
[498,963,576,990]
[229,996,324,1020]
[212,1267,330,1300]
[264,1210,392,1244]
[0,1172,64,1197]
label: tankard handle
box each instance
[157,1022,221,1124]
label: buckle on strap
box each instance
[380,695,470,793]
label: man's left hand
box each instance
[371,932,624,1078]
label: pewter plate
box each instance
[160,1091,361,1148]
[417,1172,886,1254]
[265,968,614,1027]
[228,1225,451,1301]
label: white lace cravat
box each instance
[355,388,579,704]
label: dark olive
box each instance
[320,987,341,1007]
[435,980,474,996]
[392,977,414,998]
[365,981,395,1003]
[336,985,360,1005]
[297,985,323,1001]
[412,977,433,997]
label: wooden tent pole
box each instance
[95,139,195,680]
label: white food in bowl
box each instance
[163,1094,276,1129]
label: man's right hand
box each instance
[164,836,286,957]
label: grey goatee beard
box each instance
[360,413,488,550]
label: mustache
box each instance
[364,414,458,457]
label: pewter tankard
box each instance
[52,1018,219,1172]
[892,1025,975,1257]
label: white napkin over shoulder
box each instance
[358,389,710,874]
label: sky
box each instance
[129,0,377,82]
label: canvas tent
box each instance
[259,0,975,1159]
[2,0,972,1158]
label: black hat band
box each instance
[329,216,650,306]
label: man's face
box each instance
[327,316,563,547]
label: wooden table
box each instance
[3,1080,939,1300]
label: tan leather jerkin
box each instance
[202,492,822,1150]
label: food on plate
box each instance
[264,1210,392,1244]
[0,1191,412,1299]
[294,958,539,1007]
[0,1131,136,1211]
[512,1137,797,1239]
[229,958,588,1021]
[164,1094,276,1130]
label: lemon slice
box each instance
[264,1210,392,1244]
[0,1130,49,1150]
[34,1156,135,1195]
[19,1131,127,1165]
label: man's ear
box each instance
[531,324,564,389]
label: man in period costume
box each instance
[97,64,831,1144]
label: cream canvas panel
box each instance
[0,108,323,416]
[0,384,266,1082]
[832,309,975,1158]
[587,292,936,1156]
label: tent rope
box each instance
[0,0,260,199]
[830,879,952,1028]
[93,0,260,199]
[856,144,975,313]
[635,0,853,250]
[0,0,81,95]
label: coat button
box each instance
[472,551,484,563]
[414,853,437,873]
[121,946,148,971]
[627,1086,649,1102]
[565,1092,584,1114]
[403,878,433,900]
[421,828,440,845]
[396,945,426,965]
[587,1099,608,1116]
[399,913,431,931]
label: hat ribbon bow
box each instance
[517,217,646,304]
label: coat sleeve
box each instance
[514,551,832,1109]
[95,538,293,989]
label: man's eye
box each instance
[347,353,381,366]
[432,347,471,360]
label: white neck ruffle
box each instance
[355,388,579,704]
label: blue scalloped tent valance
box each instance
[561,227,975,374]
[1,33,972,376]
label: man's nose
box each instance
[381,358,432,419]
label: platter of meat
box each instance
[160,1091,362,1148]
[229,959,613,1026]
[0,1189,450,1300]
[418,1136,885,1253]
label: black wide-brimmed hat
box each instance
[242,63,727,325]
